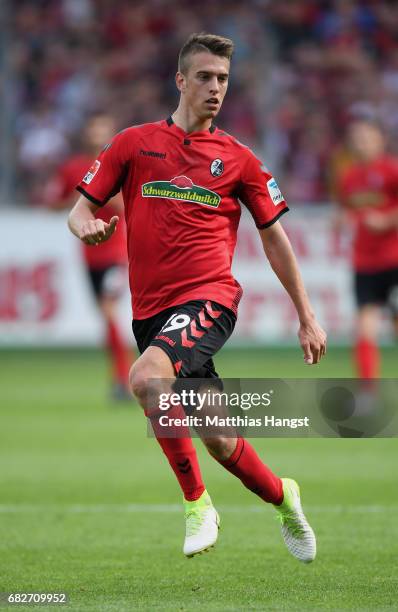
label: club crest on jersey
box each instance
[267,178,284,206]
[83,160,101,184]
[142,175,221,208]
[210,158,224,177]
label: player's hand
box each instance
[363,212,389,233]
[298,318,327,365]
[79,216,119,245]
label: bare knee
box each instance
[129,347,175,410]
[203,436,237,462]
[129,362,162,409]
[129,361,150,406]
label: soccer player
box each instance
[68,33,326,562]
[45,113,133,400]
[337,119,398,379]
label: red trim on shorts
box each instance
[174,360,182,374]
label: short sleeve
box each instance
[76,129,131,206]
[237,149,289,229]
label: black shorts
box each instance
[132,300,236,378]
[354,267,398,314]
[87,265,126,300]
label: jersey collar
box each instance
[166,115,216,136]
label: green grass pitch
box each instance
[1,346,398,611]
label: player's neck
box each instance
[172,106,212,134]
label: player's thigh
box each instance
[87,265,126,304]
[132,345,175,379]
[354,271,382,337]
[148,300,236,378]
[86,267,104,302]
[131,307,183,398]
[356,304,380,339]
[354,270,379,306]
[131,300,235,412]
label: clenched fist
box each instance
[79,216,119,245]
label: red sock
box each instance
[355,337,380,379]
[106,319,131,385]
[214,438,283,505]
[149,404,205,501]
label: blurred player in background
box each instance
[45,113,133,401]
[68,33,326,563]
[337,119,398,379]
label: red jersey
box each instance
[77,117,288,319]
[339,156,398,272]
[49,154,127,269]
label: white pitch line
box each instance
[0,504,394,514]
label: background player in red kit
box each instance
[68,33,326,562]
[337,119,398,379]
[45,113,133,400]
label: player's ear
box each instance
[175,71,186,94]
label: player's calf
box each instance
[202,436,237,462]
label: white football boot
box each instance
[274,478,316,563]
[183,490,220,557]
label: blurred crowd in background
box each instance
[9,0,398,205]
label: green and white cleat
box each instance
[274,478,316,563]
[183,490,220,557]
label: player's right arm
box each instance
[68,195,118,245]
[67,128,131,245]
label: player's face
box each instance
[85,116,116,150]
[348,122,385,161]
[177,52,230,120]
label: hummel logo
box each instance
[140,149,167,159]
[177,459,192,474]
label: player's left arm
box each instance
[259,222,327,365]
[237,148,327,364]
